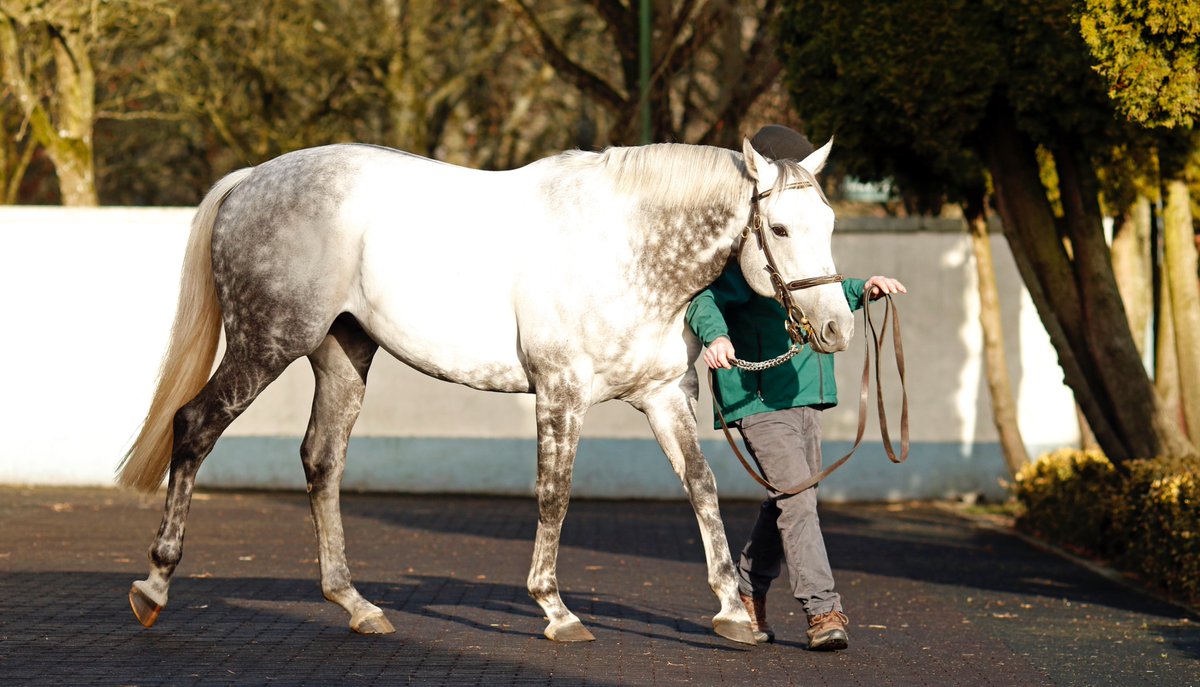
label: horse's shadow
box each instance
[0,569,741,653]
[394,576,738,651]
[0,572,648,685]
[337,492,755,565]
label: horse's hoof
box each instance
[713,617,757,645]
[129,585,162,628]
[544,620,596,642]
[352,612,396,635]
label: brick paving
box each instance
[0,486,1196,686]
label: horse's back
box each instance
[211,144,543,391]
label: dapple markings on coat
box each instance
[120,138,849,645]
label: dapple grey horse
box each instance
[119,138,850,644]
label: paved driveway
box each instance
[0,487,1195,686]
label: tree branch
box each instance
[584,0,636,87]
[503,0,627,112]
[697,1,781,145]
[96,110,188,121]
[3,135,36,204]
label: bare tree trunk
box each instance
[0,13,98,206]
[1156,266,1184,434]
[980,99,1193,464]
[964,193,1030,477]
[47,24,97,206]
[1053,141,1162,458]
[1163,178,1200,440]
[1076,405,1100,451]
[1111,197,1153,357]
[982,101,1133,463]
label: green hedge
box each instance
[1014,449,1200,605]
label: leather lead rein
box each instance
[709,293,909,495]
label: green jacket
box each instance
[685,264,867,427]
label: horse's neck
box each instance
[632,198,747,316]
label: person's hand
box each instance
[864,275,907,300]
[703,336,737,369]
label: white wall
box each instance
[0,207,1077,500]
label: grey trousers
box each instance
[735,406,842,616]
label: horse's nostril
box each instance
[823,320,839,343]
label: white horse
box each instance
[119,138,850,644]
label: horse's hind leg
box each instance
[130,350,294,626]
[300,315,393,634]
[527,372,594,642]
[632,382,756,645]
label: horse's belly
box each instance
[355,254,530,393]
[384,321,530,391]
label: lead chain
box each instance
[729,343,801,371]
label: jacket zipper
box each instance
[755,336,764,400]
[818,352,825,402]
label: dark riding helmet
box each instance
[749,124,815,163]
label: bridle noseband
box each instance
[739,182,843,345]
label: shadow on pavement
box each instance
[0,568,740,648]
[821,507,1196,623]
[1153,622,1200,660]
[0,568,743,684]
[337,493,1195,624]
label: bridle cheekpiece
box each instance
[740,182,844,345]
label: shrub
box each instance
[1014,448,1200,605]
[1013,448,1121,556]
[1114,456,1200,602]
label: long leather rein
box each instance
[707,182,910,495]
[708,294,909,494]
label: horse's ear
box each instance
[742,137,776,187]
[800,138,833,176]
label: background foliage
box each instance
[1015,449,1200,605]
[1,0,789,206]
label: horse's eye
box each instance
[771,224,789,237]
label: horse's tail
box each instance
[117,168,254,492]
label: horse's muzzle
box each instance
[808,314,852,353]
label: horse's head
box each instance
[738,137,852,354]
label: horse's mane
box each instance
[554,143,824,213]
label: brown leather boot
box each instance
[806,610,849,651]
[738,593,775,644]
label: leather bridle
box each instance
[710,182,910,495]
[740,182,844,347]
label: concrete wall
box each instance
[0,207,1078,501]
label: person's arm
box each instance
[843,275,907,310]
[843,278,867,311]
[686,267,753,369]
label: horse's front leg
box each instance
[528,370,594,642]
[633,380,757,645]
